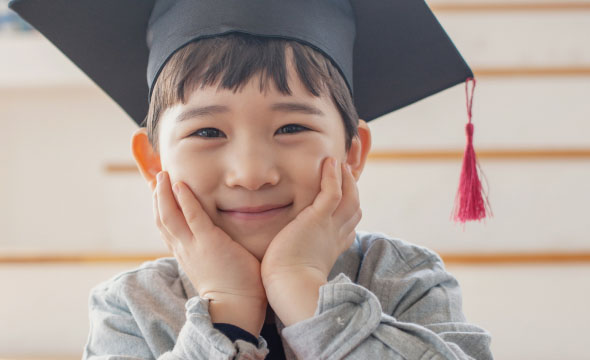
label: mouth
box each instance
[220,203,292,213]
[219,203,293,221]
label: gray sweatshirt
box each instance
[82,231,493,359]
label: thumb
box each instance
[312,157,342,216]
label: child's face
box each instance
[149,60,366,261]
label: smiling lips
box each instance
[220,203,292,221]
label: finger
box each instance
[344,229,357,251]
[313,157,342,216]
[160,230,175,253]
[340,207,362,238]
[334,162,359,222]
[157,171,193,244]
[172,180,217,238]
[153,190,162,228]
[153,190,174,253]
[337,229,358,254]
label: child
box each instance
[9,0,493,359]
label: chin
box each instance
[232,233,273,262]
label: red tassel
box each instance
[452,77,492,225]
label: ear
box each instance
[344,119,372,181]
[131,127,162,192]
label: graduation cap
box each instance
[8,0,491,224]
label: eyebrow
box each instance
[176,102,325,123]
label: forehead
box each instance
[163,56,341,126]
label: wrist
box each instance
[263,266,327,291]
[208,296,267,337]
[264,273,327,327]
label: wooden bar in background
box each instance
[1,252,590,265]
[0,253,162,264]
[430,2,590,12]
[0,357,80,360]
[442,252,590,265]
[367,149,590,161]
[105,149,590,174]
[474,67,590,78]
[104,164,138,173]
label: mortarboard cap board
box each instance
[8,0,490,224]
[8,0,473,125]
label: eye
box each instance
[276,124,309,135]
[190,128,226,138]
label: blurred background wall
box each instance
[1,0,589,358]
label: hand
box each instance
[260,157,362,287]
[153,171,267,305]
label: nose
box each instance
[224,145,280,191]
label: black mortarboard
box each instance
[8,0,473,125]
[8,0,490,224]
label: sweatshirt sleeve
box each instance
[280,251,493,360]
[83,285,270,360]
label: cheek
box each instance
[289,150,328,209]
[165,151,219,213]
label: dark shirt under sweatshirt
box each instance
[213,322,285,359]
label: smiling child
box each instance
[9,0,494,359]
